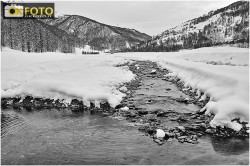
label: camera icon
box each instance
[4,5,23,17]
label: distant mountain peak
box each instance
[43,14,151,51]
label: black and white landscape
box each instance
[1,0,249,165]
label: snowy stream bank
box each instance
[1,46,249,131]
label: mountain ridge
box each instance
[1,1,248,53]
[43,14,151,50]
[130,0,249,52]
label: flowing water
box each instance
[1,62,249,165]
[1,108,249,165]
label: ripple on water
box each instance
[1,109,249,165]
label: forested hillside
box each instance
[1,14,150,53]
[129,1,249,52]
[1,18,79,53]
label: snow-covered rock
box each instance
[120,106,129,111]
[156,129,165,138]
[119,86,128,93]
[150,69,157,74]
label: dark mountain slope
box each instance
[43,15,151,50]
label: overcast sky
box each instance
[53,0,238,36]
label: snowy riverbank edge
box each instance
[1,46,249,131]
[2,60,249,142]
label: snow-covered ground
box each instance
[1,48,134,107]
[174,47,249,66]
[1,46,249,131]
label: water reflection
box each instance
[211,137,249,155]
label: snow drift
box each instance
[1,48,135,107]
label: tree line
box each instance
[122,1,249,52]
[1,18,81,53]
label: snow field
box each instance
[1,48,135,107]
